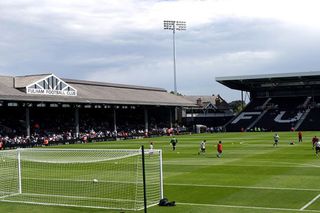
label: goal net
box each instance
[0,148,163,211]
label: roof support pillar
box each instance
[191,107,195,133]
[169,108,173,128]
[174,107,178,125]
[144,108,149,136]
[25,107,30,137]
[113,108,117,134]
[75,107,79,138]
[241,90,244,110]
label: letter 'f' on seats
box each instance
[232,112,261,124]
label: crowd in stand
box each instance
[0,125,188,150]
[206,126,225,133]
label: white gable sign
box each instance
[26,74,77,96]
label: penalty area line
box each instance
[300,194,320,211]
[179,202,320,212]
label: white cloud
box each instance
[214,50,278,71]
[2,0,320,38]
[65,55,144,66]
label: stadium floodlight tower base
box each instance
[0,148,163,211]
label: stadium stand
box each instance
[249,97,306,131]
[0,73,195,149]
[182,95,233,131]
[216,71,320,132]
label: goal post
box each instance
[0,148,163,211]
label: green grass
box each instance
[1,131,320,213]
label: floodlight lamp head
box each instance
[164,20,175,30]
[175,21,186,31]
[163,20,186,31]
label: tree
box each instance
[229,100,246,114]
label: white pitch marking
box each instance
[300,194,320,211]
[166,183,320,192]
[179,202,320,212]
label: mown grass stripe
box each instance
[179,202,320,212]
[166,183,320,192]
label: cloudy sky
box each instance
[1,0,320,102]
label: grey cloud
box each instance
[1,3,320,102]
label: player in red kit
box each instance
[312,136,318,150]
[217,141,223,158]
[298,131,303,143]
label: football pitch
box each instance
[1,131,320,213]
